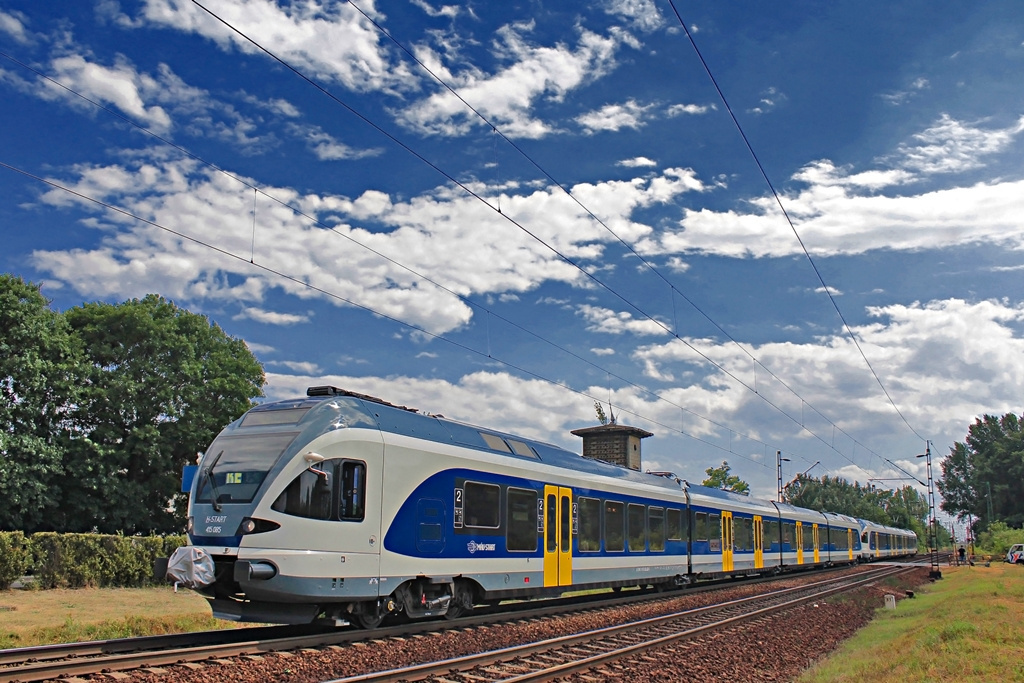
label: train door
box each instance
[721,511,734,571]
[796,523,804,565]
[813,524,820,563]
[753,516,763,569]
[848,528,854,561]
[543,485,573,587]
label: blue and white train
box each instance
[160,386,918,627]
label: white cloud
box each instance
[28,155,702,334]
[591,347,616,356]
[618,156,657,168]
[0,9,31,43]
[643,116,1024,259]
[45,54,173,132]
[747,86,785,115]
[267,360,321,374]
[602,0,665,32]
[244,340,276,354]
[287,123,384,161]
[577,99,654,134]
[409,0,461,19]
[397,23,627,138]
[666,103,712,116]
[234,307,310,325]
[894,113,1024,174]
[135,0,416,94]
[577,304,670,336]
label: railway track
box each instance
[0,563,909,682]
[324,565,910,683]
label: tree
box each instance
[783,474,928,538]
[0,275,83,531]
[55,295,266,534]
[702,461,749,494]
[938,413,1024,530]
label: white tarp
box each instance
[166,546,216,589]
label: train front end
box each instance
[158,387,389,626]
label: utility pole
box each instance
[917,442,941,579]
[776,450,790,502]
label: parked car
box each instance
[1007,544,1024,564]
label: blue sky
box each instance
[2,1,1022,524]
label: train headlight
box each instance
[238,517,281,535]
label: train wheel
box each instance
[444,579,474,620]
[355,609,385,629]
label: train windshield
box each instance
[195,433,297,505]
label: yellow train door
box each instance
[721,511,734,571]
[848,528,854,561]
[796,523,804,564]
[813,524,820,563]
[753,516,764,569]
[543,485,573,587]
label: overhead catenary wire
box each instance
[340,0,929,482]
[0,159,778,470]
[664,0,928,449]
[186,1,895,480]
[0,49,789,473]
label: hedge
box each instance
[0,531,186,590]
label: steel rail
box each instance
[324,565,909,683]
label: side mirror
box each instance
[303,451,328,479]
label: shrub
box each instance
[977,521,1024,556]
[0,531,30,590]
[30,532,188,589]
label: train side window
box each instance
[764,520,779,550]
[604,501,625,552]
[506,488,538,552]
[649,507,665,552]
[560,492,571,553]
[338,461,366,521]
[627,504,647,552]
[709,513,720,540]
[735,517,753,552]
[803,525,815,551]
[783,522,795,548]
[546,493,557,552]
[578,497,601,552]
[695,512,708,542]
[666,508,682,541]
[464,481,500,528]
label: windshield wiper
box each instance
[200,450,225,512]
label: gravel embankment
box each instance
[122,567,928,683]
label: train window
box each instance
[735,517,753,552]
[560,492,571,553]
[197,433,297,505]
[803,525,815,551]
[709,513,720,544]
[240,407,311,427]
[666,508,682,541]
[338,461,366,520]
[764,520,779,549]
[783,522,795,548]
[628,504,647,552]
[464,481,500,528]
[506,440,539,458]
[506,488,538,552]
[271,459,365,522]
[546,493,557,552]
[479,433,513,453]
[695,512,708,542]
[578,497,601,552]
[649,507,665,552]
[604,501,624,552]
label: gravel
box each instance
[119,566,929,683]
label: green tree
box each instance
[784,474,928,537]
[56,294,265,534]
[938,413,1024,530]
[0,275,83,531]
[702,461,749,494]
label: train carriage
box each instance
[161,386,919,627]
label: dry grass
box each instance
[0,586,246,648]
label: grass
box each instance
[0,585,247,649]
[799,562,1024,682]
